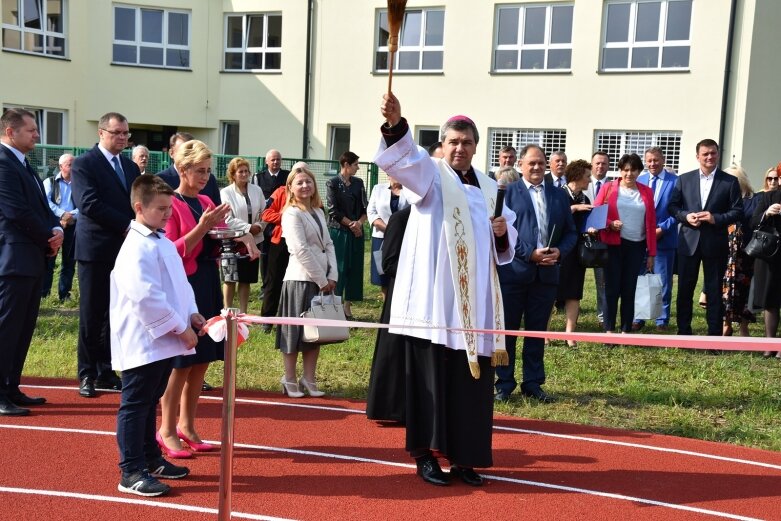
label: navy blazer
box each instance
[71,145,140,263]
[668,168,743,257]
[0,145,60,277]
[499,180,577,286]
[157,165,221,206]
[637,170,678,251]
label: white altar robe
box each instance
[374,130,517,356]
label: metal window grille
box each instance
[594,130,682,172]
[488,128,567,169]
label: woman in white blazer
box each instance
[366,176,407,298]
[220,157,265,313]
[276,163,338,398]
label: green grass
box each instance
[28,252,781,452]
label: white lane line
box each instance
[0,424,764,520]
[22,384,781,472]
[0,486,297,520]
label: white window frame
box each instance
[601,0,692,71]
[1,0,67,57]
[223,13,282,72]
[112,5,191,69]
[488,128,567,169]
[493,3,574,72]
[3,104,67,146]
[375,8,445,73]
[594,130,682,173]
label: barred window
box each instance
[488,128,567,169]
[594,130,681,172]
[494,3,574,71]
[601,0,692,71]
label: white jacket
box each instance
[367,182,409,239]
[110,220,197,371]
[281,206,338,289]
[220,183,265,244]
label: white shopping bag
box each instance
[634,273,663,320]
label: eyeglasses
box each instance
[100,128,132,138]
[767,176,779,183]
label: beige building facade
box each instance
[1,0,779,185]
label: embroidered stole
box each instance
[438,160,508,380]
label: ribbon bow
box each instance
[202,310,250,346]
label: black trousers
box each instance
[0,275,42,398]
[116,357,174,474]
[677,247,727,336]
[77,260,115,380]
[405,337,494,468]
[605,239,647,332]
[260,239,289,318]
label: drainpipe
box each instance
[718,0,738,166]
[302,0,314,158]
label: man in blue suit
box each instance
[634,147,678,330]
[0,108,63,415]
[72,112,141,397]
[668,139,742,336]
[496,144,577,403]
[157,132,220,205]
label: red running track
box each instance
[1,377,780,521]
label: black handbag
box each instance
[744,219,780,260]
[578,235,608,268]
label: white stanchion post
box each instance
[217,308,240,521]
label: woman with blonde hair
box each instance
[157,140,258,458]
[276,163,338,397]
[762,167,780,193]
[220,157,265,312]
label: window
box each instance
[3,105,66,145]
[493,4,573,71]
[416,127,440,149]
[329,126,351,162]
[224,13,281,71]
[112,5,190,69]
[221,121,239,155]
[2,0,66,57]
[601,0,692,71]
[488,128,567,169]
[375,8,444,72]
[594,130,682,172]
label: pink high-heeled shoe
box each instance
[156,431,192,459]
[177,428,216,452]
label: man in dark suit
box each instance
[634,147,678,331]
[71,112,141,397]
[496,144,577,403]
[668,139,742,336]
[253,149,288,299]
[0,108,63,415]
[157,132,220,205]
[544,150,568,188]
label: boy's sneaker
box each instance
[147,457,190,479]
[118,470,171,497]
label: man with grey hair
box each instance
[545,150,568,188]
[42,153,79,302]
[131,145,149,174]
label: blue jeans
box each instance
[116,357,174,474]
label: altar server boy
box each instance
[110,175,204,497]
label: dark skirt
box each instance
[753,256,781,310]
[557,238,587,302]
[370,236,389,287]
[275,280,321,354]
[404,337,494,468]
[173,259,224,368]
[236,255,260,284]
[330,227,364,301]
[366,276,405,423]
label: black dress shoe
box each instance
[201,381,214,392]
[0,397,29,416]
[79,377,96,398]
[450,466,483,486]
[494,391,511,402]
[416,457,450,486]
[521,386,555,403]
[95,374,122,391]
[10,392,46,406]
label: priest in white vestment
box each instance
[375,93,517,487]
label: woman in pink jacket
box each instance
[593,153,657,334]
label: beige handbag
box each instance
[301,292,350,344]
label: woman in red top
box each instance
[592,153,657,333]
